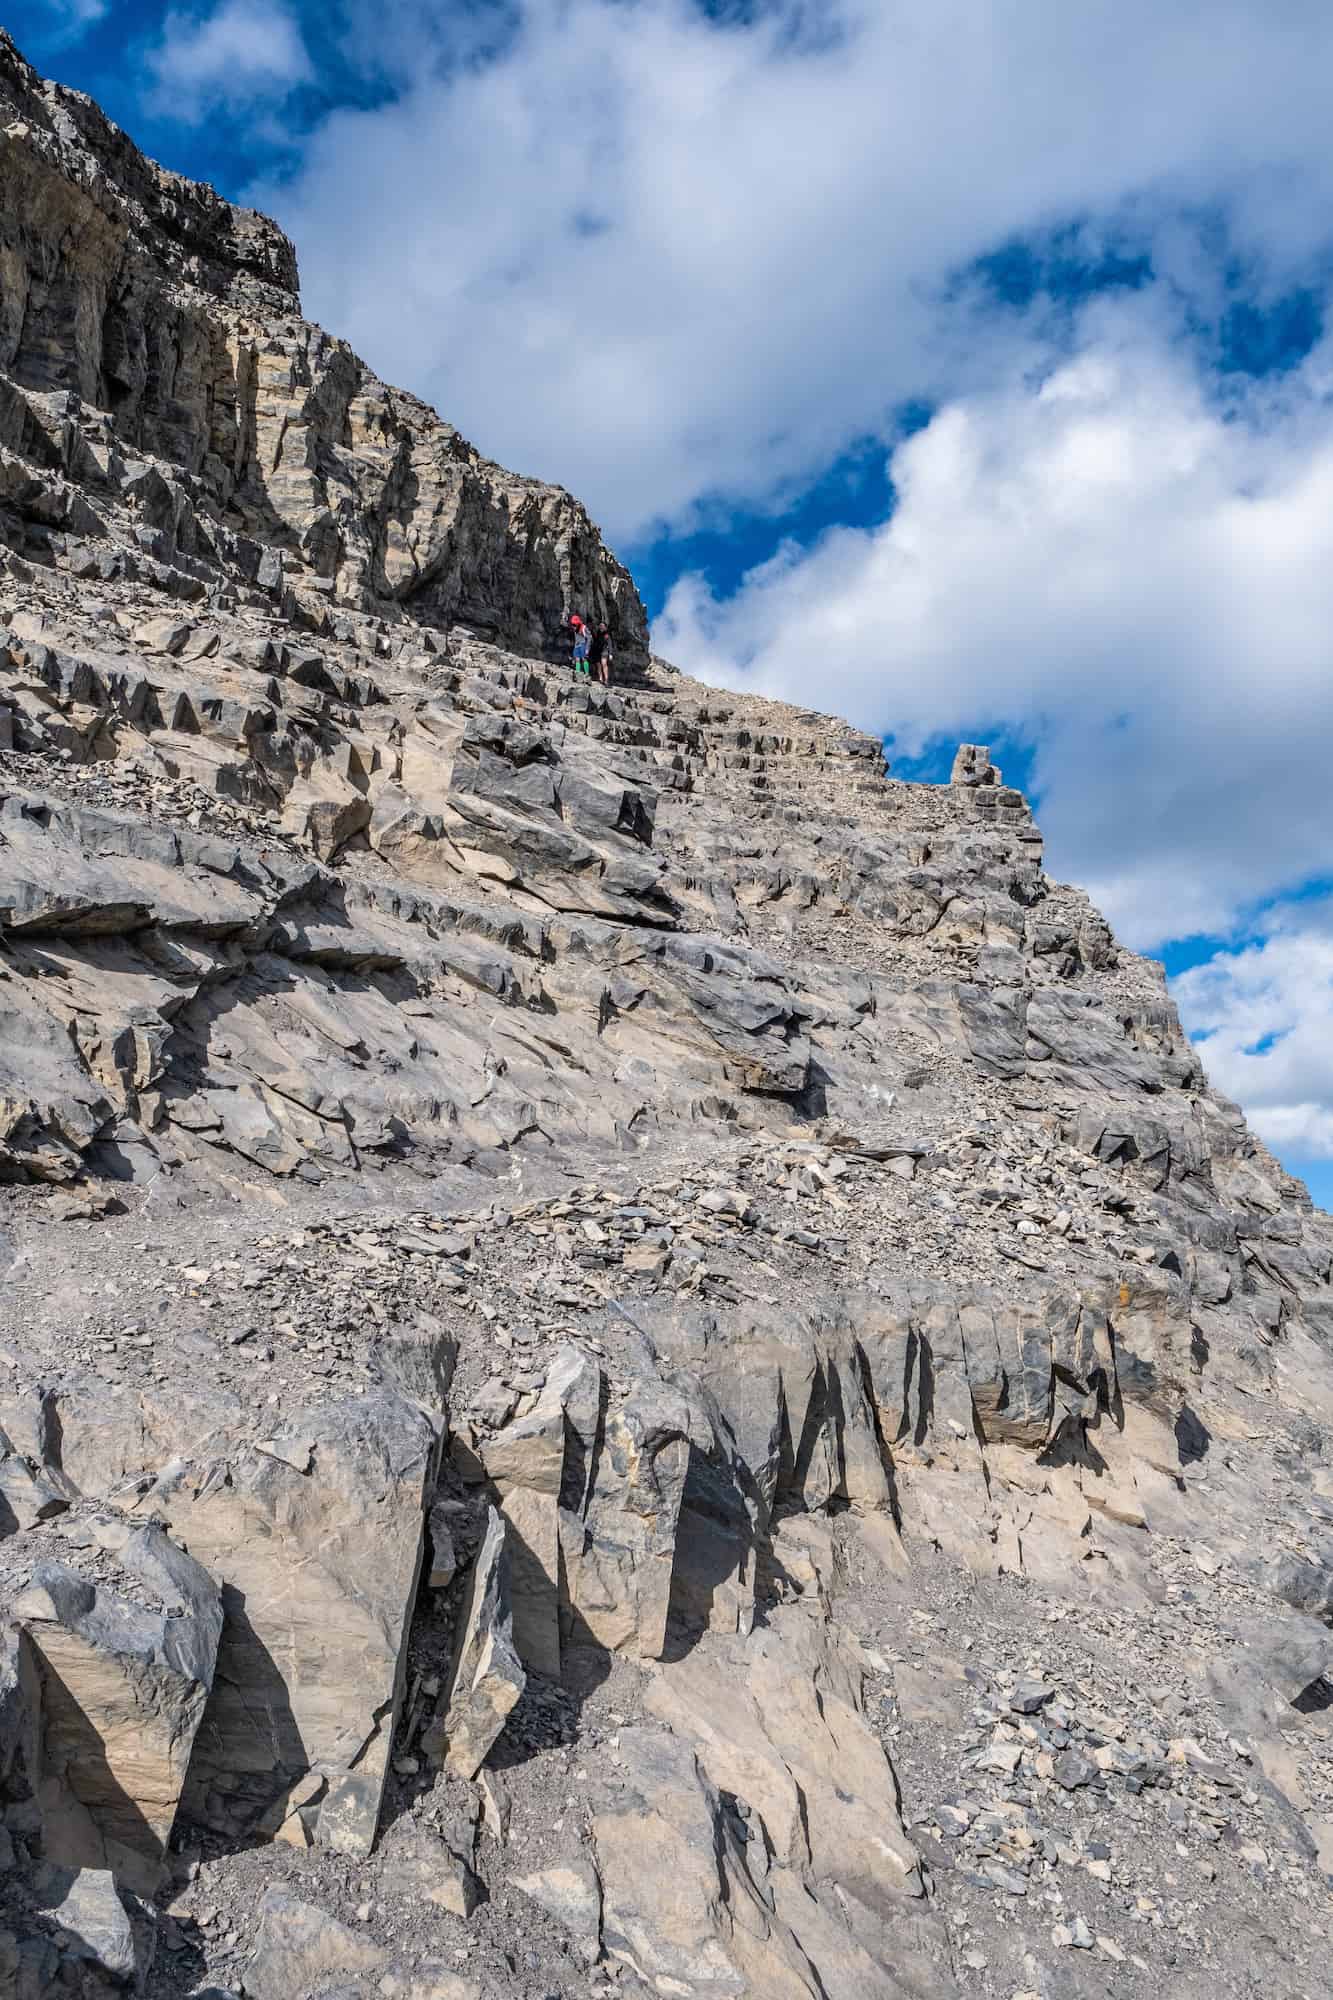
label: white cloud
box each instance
[1173,904,1333,1158]
[260,0,1333,541]
[32,0,108,41]
[657,292,1333,949]
[148,0,311,121]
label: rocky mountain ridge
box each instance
[2,30,1332,2000]
[0,31,647,665]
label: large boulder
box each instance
[153,1391,436,1854]
[15,1524,221,1893]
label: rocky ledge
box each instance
[3,27,1333,2000]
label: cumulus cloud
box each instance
[260,0,1333,541]
[1173,903,1333,1158]
[148,0,312,120]
[657,291,1333,948]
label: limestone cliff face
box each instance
[3,33,1333,2000]
[0,30,648,661]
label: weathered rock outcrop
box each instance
[0,31,647,666]
[2,27,1333,2000]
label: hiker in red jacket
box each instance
[568,613,590,675]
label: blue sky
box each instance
[18,0,1333,1208]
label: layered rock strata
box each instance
[1,28,1333,2000]
[0,32,647,667]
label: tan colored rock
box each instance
[381,1820,482,1919]
[280,781,372,861]
[40,1868,137,1985]
[476,1768,511,1844]
[0,1440,66,1533]
[950,743,1000,788]
[427,1503,459,1589]
[132,617,192,657]
[596,1704,952,2000]
[423,1505,525,1779]
[565,1380,690,1660]
[489,1478,560,1680]
[647,1593,922,1908]
[156,1391,435,1854]
[378,1966,481,2000]
[480,1343,601,1680]
[20,1525,221,1893]
[374,1315,458,1426]
[267,1768,325,1849]
[246,1887,387,2000]
[0,1370,243,1510]
[593,1729,745,1997]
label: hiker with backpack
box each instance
[589,621,613,687]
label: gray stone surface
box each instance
[245,1887,386,2000]
[41,1867,136,1983]
[160,1392,435,1854]
[1,22,1333,2000]
[424,1505,525,1779]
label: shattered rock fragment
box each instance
[423,1506,525,1779]
[481,1342,602,1679]
[245,1888,387,2000]
[40,1867,138,1985]
[381,1818,484,1919]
